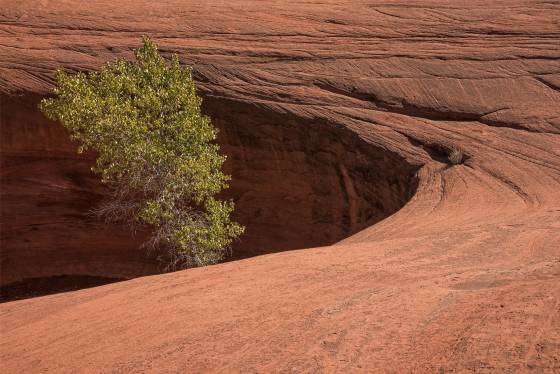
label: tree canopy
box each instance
[40,36,244,269]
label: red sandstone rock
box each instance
[1,0,559,372]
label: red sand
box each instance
[1,1,559,372]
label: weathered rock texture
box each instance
[1,0,559,372]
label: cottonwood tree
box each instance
[40,37,244,270]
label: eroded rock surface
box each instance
[1,0,559,372]
[1,86,418,289]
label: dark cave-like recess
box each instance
[0,92,419,299]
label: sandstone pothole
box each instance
[1,92,419,298]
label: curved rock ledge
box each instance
[1,92,418,290]
[0,1,559,372]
